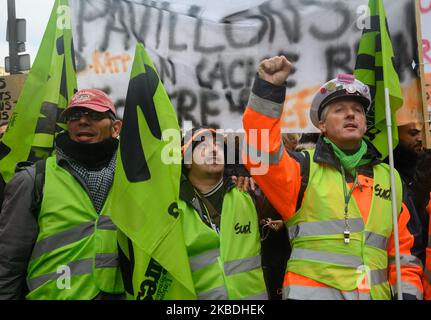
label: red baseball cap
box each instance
[61,89,117,119]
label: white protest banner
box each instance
[71,0,422,132]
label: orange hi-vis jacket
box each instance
[423,197,431,299]
[242,76,424,300]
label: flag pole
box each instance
[384,87,403,300]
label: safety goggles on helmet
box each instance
[310,74,371,128]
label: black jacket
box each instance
[389,144,430,264]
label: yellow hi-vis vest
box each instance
[179,187,268,300]
[285,149,402,300]
[26,156,124,300]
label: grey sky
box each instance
[0,0,55,69]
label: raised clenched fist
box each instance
[258,56,292,86]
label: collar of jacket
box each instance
[179,173,235,212]
[313,135,382,180]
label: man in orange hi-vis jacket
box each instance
[242,55,424,300]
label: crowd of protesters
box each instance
[0,56,430,300]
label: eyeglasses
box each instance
[65,109,112,122]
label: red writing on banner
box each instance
[88,50,132,75]
[281,86,319,130]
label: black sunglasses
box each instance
[65,109,113,122]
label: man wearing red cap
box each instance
[242,56,424,300]
[0,89,124,300]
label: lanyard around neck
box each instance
[194,189,220,234]
[340,166,358,244]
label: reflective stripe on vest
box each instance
[197,286,228,300]
[248,92,284,119]
[26,156,123,299]
[365,232,389,250]
[97,216,117,230]
[27,258,92,292]
[389,254,423,268]
[288,219,389,251]
[27,253,119,292]
[29,217,117,262]
[391,282,423,300]
[290,248,363,269]
[180,187,267,300]
[190,249,220,272]
[285,149,401,300]
[288,218,364,241]
[224,255,262,276]
[190,251,263,288]
[284,285,372,300]
[370,269,388,286]
[95,253,120,268]
[30,220,95,261]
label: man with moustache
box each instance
[242,55,424,300]
[0,89,124,299]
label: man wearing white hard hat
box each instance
[242,55,423,300]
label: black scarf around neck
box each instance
[55,132,119,170]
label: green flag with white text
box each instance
[0,0,77,182]
[354,0,403,159]
[110,43,195,300]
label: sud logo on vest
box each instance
[235,221,252,234]
[374,184,391,201]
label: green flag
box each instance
[0,0,77,182]
[354,0,403,159]
[110,43,195,300]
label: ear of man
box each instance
[318,120,327,134]
[112,120,122,139]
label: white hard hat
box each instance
[310,74,372,128]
